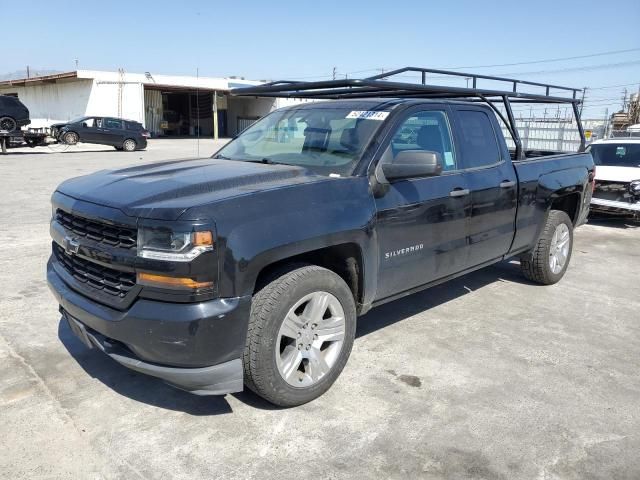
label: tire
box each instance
[521,210,573,285]
[243,264,357,407]
[63,131,79,145]
[122,139,136,152]
[0,116,17,132]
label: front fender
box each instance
[209,177,378,301]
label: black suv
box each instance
[0,95,30,131]
[52,116,149,151]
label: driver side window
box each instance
[386,110,457,171]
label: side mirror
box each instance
[82,123,88,128]
[381,150,443,181]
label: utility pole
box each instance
[602,108,609,139]
[578,87,587,119]
[332,67,337,80]
[632,82,640,124]
[117,68,125,119]
[26,65,30,79]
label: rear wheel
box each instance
[243,265,356,407]
[0,116,17,132]
[122,139,136,151]
[521,210,573,285]
[62,131,79,145]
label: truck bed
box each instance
[510,151,593,254]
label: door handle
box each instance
[449,188,470,198]
[500,180,516,188]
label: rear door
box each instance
[101,118,125,146]
[374,105,471,300]
[450,107,517,266]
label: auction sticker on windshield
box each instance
[346,111,390,121]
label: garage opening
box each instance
[144,87,228,138]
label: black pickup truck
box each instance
[47,69,594,406]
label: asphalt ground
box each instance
[1,139,639,479]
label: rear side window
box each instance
[105,118,123,129]
[1,95,20,107]
[125,121,142,131]
[456,110,501,168]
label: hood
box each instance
[595,166,640,183]
[56,158,328,220]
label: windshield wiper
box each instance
[244,158,282,165]
[213,154,232,160]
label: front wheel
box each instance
[521,210,574,285]
[243,265,356,407]
[62,131,79,145]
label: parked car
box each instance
[47,72,595,407]
[51,116,149,151]
[588,138,640,219]
[0,95,30,132]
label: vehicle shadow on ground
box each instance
[588,215,639,229]
[57,320,237,416]
[356,259,531,338]
[4,148,122,155]
[58,259,528,414]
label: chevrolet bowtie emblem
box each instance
[63,236,80,255]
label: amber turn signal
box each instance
[137,272,213,290]
[193,231,213,246]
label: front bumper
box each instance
[48,260,251,395]
[591,197,640,214]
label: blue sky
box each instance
[11,0,640,117]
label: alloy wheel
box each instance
[275,291,346,387]
[0,117,17,131]
[549,223,570,274]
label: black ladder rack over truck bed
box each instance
[230,66,586,160]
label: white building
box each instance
[0,70,299,137]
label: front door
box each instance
[78,117,102,143]
[374,107,470,300]
[451,107,518,266]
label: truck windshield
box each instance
[588,143,640,168]
[214,107,387,176]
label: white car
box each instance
[587,138,640,218]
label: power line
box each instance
[343,48,640,77]
[588,82,640,90]
[496,60,640,77]
[444,48,640,70]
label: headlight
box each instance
[137,227,213,262]
[629,180,640,196]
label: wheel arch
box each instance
[550,192,581,225]
[253,242,366,313]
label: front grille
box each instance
[56,209,136,249]
[53,243,136,298]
